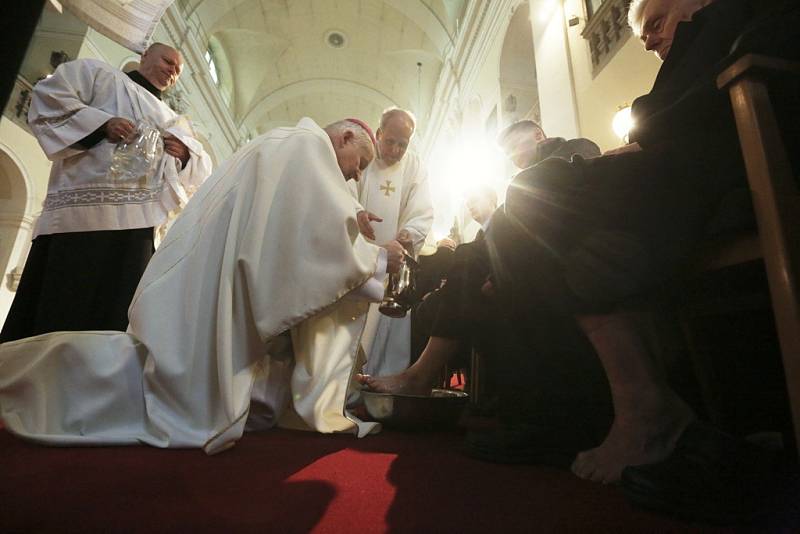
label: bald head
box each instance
[139,42,183,90]
[380,108,416,132]
[377,108,415,167]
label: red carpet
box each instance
[0,428,726,533]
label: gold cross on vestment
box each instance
[380,180,396,197]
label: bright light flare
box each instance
[427,133,506,239]
[612,105,634,141]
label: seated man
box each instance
[361,0,796,483]
[465,184,498,241]
[497,119,599,170]
[0,118,405,454]
[410,185,499,378]
[396,138,609,443]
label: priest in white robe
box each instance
[0,43,212,342]
[0,118,405,454]
[352,108,433,378]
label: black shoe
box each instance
[621,421,799,526]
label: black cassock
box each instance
[0,72,163,343]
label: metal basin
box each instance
[361,388,469,430]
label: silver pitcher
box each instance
[379,252,419,318]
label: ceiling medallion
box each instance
[325,30,348,49]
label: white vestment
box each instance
[61,0,173,53]
[28,58,212,238]
[351,152,433,377]
[0,118,383,454]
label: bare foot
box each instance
[355,372,432,396]
[570,389,695,484]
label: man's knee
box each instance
[504,158,587,243]
[506,158,581,207]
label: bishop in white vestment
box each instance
[0,118,403,454]
[352,109,433,377]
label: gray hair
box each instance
[628,0,651,37]
[628,0,713,37]
[325,120,375,156]
[380,107,416,135]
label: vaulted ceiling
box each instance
[177,0,467,139]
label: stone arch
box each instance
[499,1,540,128]
[120,54,140,73]
[191,0,453,57]
[0,144,34,297]
[241,78,397,128]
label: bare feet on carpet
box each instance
[571,388,695,484]
[355,372,433,396]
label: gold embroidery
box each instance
[379,180,396,197]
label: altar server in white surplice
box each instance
[0,118,406,454]
[0,43,212,343]
[352,108,433,378]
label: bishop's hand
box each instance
[382,239,405,273]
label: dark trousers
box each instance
[495,147,746,315]
[429,239,613,443]
[0,227,154,342]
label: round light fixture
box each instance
[325,30,347,49]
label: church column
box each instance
[528,0,580,138]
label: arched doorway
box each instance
[0,146,33,324]
[0,148,29,278]
[122,60,140,73]
[499,2,540,128]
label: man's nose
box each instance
[644,33,659,51]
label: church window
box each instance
[204,49,219,85]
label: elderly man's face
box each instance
[640,0,703,61]
[376,116,413,167]
[334,131,373,181]
[140,45,183,90]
